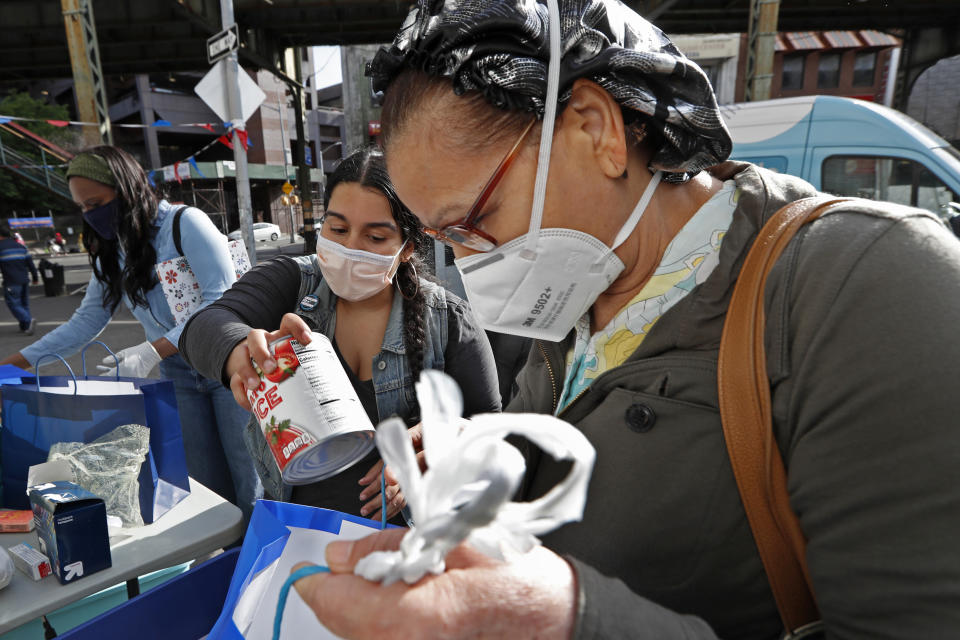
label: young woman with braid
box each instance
[178,145,500,523]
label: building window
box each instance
[781,55,805,90]
[817,53,841,88]
[699,62,721,93]
[853,51,877,86]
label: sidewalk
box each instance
[23,244,82,258]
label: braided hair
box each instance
[324,146,429,387]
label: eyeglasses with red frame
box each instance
[423,118,537,252]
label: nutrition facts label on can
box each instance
[293,338,370,430]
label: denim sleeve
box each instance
[20,272,112,366]
[444,298,502,416]
[164,208,237,347]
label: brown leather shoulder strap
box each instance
[718,195,852,633]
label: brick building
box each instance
[758,30,901,104]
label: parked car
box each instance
[227,222,281,242]
[722,95,960,220]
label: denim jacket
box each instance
[246,254,449,501]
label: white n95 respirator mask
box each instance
[453,0,661,342]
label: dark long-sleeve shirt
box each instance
[0,237,38,285]
[180,256,501,513]
[179,256,501,418]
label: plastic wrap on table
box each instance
[48,424,150,528]
[0,547,13,590]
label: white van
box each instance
[721,96,960,219]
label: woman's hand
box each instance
[292,529,577,640]
[357,459,405,521]
[225,313,313,409]
[358,423,425,520]
[0,353,31,370]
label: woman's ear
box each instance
[560,79,629,179]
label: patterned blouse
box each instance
[557,181,739,413]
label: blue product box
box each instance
[28,481,112,585]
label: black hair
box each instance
[0,223,11,238]
[380,68,662,159]
[75,145,159,312]
[381,69,531,152]
[324,145,430,389]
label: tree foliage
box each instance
[0,91,79,215]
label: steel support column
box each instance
[61,0,113,146]
[136,75,162,169]
[744,0,781,102]
[292,47,319,255]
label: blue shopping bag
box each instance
[208,500,395,639]
[59,548,241,640]
[0,351,190,523]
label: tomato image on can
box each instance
[264,341,299,383]
[248,333,375,483]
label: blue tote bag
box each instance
[0,350,190,522]
[208,500,394,639]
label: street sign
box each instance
[194,58,266,125]
[281,181,294,195]
[207,24,239,65]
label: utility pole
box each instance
[219,0,256,265]
[339,45,382,153]
[340,46,366,153]
[292,47,319,255]
[61,0,112,146]
[744,0,781,102]
[276,99,297,244]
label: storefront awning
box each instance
[859,30,900,47]
[777,30,901,54]
[822,30,863,48]
[785,31,824,50]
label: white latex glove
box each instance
[98,341,162,378]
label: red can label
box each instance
[247,333,375,484]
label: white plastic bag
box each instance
[0,547,13,591]
[355,371,596,585]
[48,423,150,528]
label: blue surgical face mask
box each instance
[83,199,120,240]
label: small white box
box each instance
[7,542,52,581]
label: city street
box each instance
[0,238,306,378]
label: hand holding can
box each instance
[247,332,376,484]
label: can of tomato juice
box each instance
[247,332,375,484]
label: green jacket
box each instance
[508,162,960,639]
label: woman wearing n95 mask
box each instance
[179,145,501,524]
[284,1,960,639]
